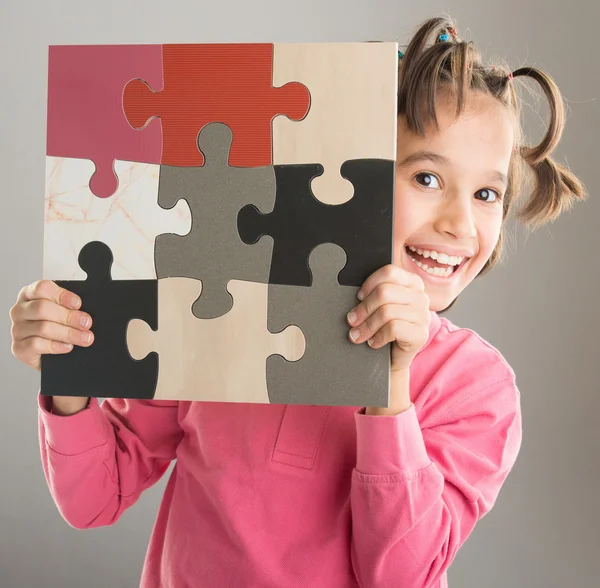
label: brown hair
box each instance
[396,17,587,311]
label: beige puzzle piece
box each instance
[272,42,398,205]
[126,277,305,403]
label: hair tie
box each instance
[438,33,450,42]
[507,72,514,82]
[398,50,405,59]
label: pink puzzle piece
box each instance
[46,45,163,198]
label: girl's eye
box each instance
[476,188,501,203]
[414,173,440,189]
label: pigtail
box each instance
[511,67,587,227]
[398,16,477,135]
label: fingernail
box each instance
[368,338,375,347]
[62,343,73,350]
[347,311,357,325]
[357,290,364,301]
[80,315,90,328]
[70,295,81,308]
[349,328,360,341]
[82,332,92,343]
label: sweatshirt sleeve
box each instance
[37,392,183,529]
[349,375,522,588]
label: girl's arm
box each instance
[350,373,521,587]
[38,394,183,529]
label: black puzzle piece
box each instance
[40,241,159,400]
[237,159,395,287]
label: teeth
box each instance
[409,258,454,277]
[408,246,464,267]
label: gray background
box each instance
[1,0,598,586]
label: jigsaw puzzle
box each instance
[266,243,390,406]
[46,44,163,198]
[155,122,276,319]
[41,241,159,399]
[41,41,398,407]
[43,156,192,281]
[126,278,305,403]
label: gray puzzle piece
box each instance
[266,243,390,407]
[155,122,275,319]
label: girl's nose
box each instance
[434,194,477,240]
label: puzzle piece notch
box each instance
[46,44,163,198]
[127,277,305,403]
[154,122,276,319]
[43,156,192,281]
[123,43,311,168]
[237,159,394,289]
[266,243,390,407]
[41,241,159,399]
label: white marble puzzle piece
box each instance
[272,42,398,205]
[126,277,306,403]
[43,156,192,280]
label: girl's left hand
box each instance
[346,264,431,372]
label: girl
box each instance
[9,16,586,588]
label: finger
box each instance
[368,319,424,350]
[347,282,417,328]
[12,336,75,357]
[13,319,94,348]
[18,298,92,331]
[17,280,81,310]
[349,303,420,345]
[357,264,425,302]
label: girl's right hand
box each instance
[9,280,94,373]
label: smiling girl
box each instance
[10,15,586,588]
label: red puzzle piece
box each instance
[123,44,310,167]
[46,45,163,198]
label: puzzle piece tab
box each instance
[237,159,395,288]
[46,44,163,198]
[266,243,390,407]
[41,241,159,399]
[43,156,192,281]
[123,43,310,168]
[272,42,398,205]
[126,278,305,403]
[155,122,276,319]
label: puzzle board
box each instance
[40,42,397,407]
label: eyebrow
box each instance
[396,149,508,188]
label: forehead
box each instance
[397,91,515,170]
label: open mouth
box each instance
[405,246,468,278]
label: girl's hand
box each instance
[346,264,431,373]
[9,280,94,372]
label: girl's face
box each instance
[394,91,515,312]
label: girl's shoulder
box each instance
[415,311,518,408]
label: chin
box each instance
[399,245,481,312]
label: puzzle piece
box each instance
[237,159,395,288]
[41,241,159,399]
[43,156,192,281]
[46,44,163,198]
[123,43,310,168]
[266,243,390,407]
[126,277,305,403]
[272,42,397,205]
[155,122,276,319]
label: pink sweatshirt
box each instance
[37,311,522,588]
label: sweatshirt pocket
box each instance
[271,405,332,470]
